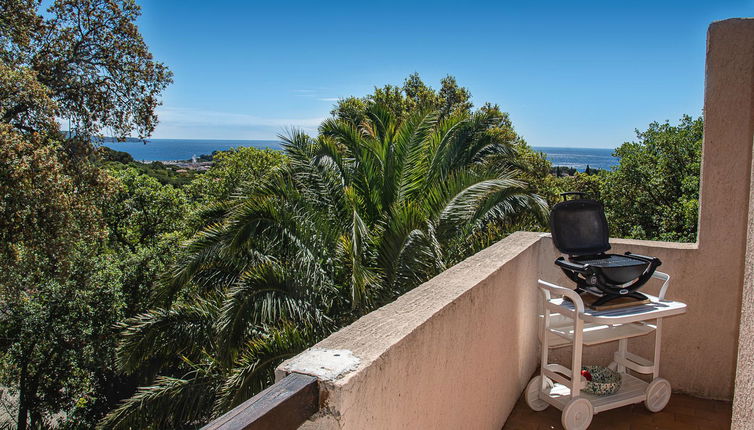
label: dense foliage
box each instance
[331,73,473,125]
[602,115,702,241]
[0,127,116,429]
[0,0,171,428]
[1,0,172,139]
[520,115,702,243]
[186,146,286,203]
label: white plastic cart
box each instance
[525,272,687,430]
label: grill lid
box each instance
[550,198,610,256]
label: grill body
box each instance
[550,194,662,306]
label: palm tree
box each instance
[100,103,547,429]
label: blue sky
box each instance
[137,0,752,148]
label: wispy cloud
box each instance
[157,106,325,128]
[292,88,340,102]
[152,106,325,139]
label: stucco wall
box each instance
[279,232,544,430]
[285,232,742,430]
[730,18,754,427]
[703,17,754,406]
[733,141,754,429]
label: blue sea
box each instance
[534,146,618,171]
[103,139,618,171]
[104,139,283,161]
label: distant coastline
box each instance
[103,139,618,171]
[535,146,617,171]
[103,138,282,162]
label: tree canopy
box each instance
[601,115,702,242]
[331,73,473,125]
[187,146,287,204]
[0,0,172,428]
[1,0,172,139]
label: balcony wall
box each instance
[281,234,742,429]
[279,231,544,429]
[272,18,754,430]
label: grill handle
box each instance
[560,191,586,201]
[555,257,591,274]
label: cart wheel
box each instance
[561,398,593,430]
[524,376,550,411]
[645,378,671,412]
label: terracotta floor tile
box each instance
[503,418,541,429]
[628,424,666,430]
[648,411,677,427]
[588,419,630,430]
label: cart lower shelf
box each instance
[542,372,647,413]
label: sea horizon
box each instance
[103,138,619,171]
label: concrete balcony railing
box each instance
[204,18,754,430]
[275,232,737,429]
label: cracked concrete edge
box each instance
[275,349,360,429]
[277,348,360,382]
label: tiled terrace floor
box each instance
[503,392,732,430]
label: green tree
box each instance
[546,171,605,207]
[331,73,472,125]
[1,0,172,139]
[187,146,287,204]
[0,125,113,429]
[0,126,109,289]
[105,168,190,251]
[101,103,547,429]
[0,249,125,429]
[102,168,191,314]
[0,0,172,427]
[437,75,472,117]
[601,115,702,242]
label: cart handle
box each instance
[537,279,585,314]
[652,271,671,300]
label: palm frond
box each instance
[98,371,219,430]
[212,324,313,415]
[116,298,219,374]
[215,262,325,355]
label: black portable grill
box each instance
[550,192,662,307]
